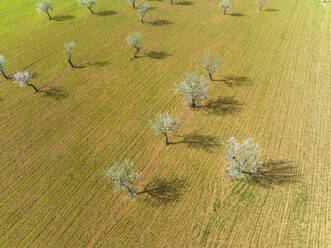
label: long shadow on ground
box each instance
[248,160,301,188]
[264,8,280,12]
[230,13,245,17]
[214,75,251,87]
[43,86,68,100]
[198,96,244,116]
[138,178,185,206]
[97,10,117,16]
[145,51,171,59]
[176,1,193,5]
[88,61,110,67]
[148,19,173,26]
[171,133,220,153]
[54,15,75,21]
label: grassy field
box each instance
[0,0,330,247]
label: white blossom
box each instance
[174,73,209,108]
[104,159,140,200]
[13,71,32,87]
[150,113,180,145]
[224,137,263,182]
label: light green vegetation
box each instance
[0,0,330,247]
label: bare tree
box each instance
[13,72,40,93]
[138,4,150,23]
[150,113,180,146]
[36,0,54,20]
[0,55,9,80]
[202,53,220,81]
[77,0,97,14]
[175,73,209,108]
[64,42,75,68]
[218,0,232,15]
[126,32,143,59]
[126,0,136,9]
[257,0,267,11]
[104,159,140,201]
[224,137,263,182]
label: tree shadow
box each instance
[172,132,220,152]
[248,160,300,187]
[43,86,68,100]
[198,96,243,116]
[138,178,185,206]
[264,8,279,12]
[148,19,173,26]
[73,65,86,69]
[230,13,245,17]
[97,10,117,16]
[31,72,40,79]
[88,61,110,67]
[176,1,193,5]
[145,51,171,59]
[215,75,251,87]
[54,15,75,21]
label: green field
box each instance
[0,0,330,247]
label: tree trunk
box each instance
[68,54,74,68]
[133,1,135,8]
[141,18,144,23]
[27,83,40,93]
[208,72,213,81]
[133,46,140,58]
[88,7,94,15]
[125,185,137,199]
[163,133,169,146]
[260,6,262,11]
[224,8,226,15]
[46,9,52,20]
[191,98,196,108]
[171,0,173,4]
[1,70,9,80]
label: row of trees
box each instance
[104,137,264,200]
[36,0,269,21]
[4,0,268,201]
[104,53,263,200]
[219,0,268,15]
[36,0,97,19]
[0,42,77,92]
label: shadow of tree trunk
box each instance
[138,178,185,206]
[197,96,244,116]
[171,132,220,152]
[247,159,301,187]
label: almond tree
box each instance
[77,0,97,14]
[64,42,75,68]
[36,0,54,20]
[202,53,220,81]
[0,55,9,80]
[104,159,140,201]
[138,4,150,23]
[224,137,263,182]
[13,72,40,93]
[127,0,136,9]
[257,0,267,11]
[175,73,209,108]
[126,32,143,59]
[218,0,231,15]
[150,113,180,146]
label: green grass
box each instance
[0,0,330,247]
